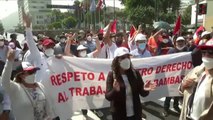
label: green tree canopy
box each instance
[182,5,192,25]
[62,16,77,29]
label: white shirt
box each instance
[98,42,117,59]
[191,73,213,120]
[130,49,152,58]
[121,74,134,117]
[24,28,49,82]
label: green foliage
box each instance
[14,24,24,33]
[48,22,62,29]
[127,6,155,26]
[62,16,77,29]
[124,0,181,25]
[0,22,4,35]
[182,5,192,25]
[159,12,176,24]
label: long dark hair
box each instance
[111,56,135,83]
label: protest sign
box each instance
[42,52,193,119]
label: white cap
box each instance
[0,35,4,40]
[114,47,131,58]
[176,36,185,41]
[77,45,87,51]
[201,31,211,38]
[135,34,147,42]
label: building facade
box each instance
[17,0,52,29]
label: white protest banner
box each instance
[42,52,193,119]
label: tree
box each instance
[0,22,4,35]
[48,22,62,29]
[182,5,192,25]
[127,6,155,26]
[62,16,77,29]
[14,24,24,33]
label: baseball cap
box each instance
[135,34,147,42]
[198,39,213,50]
[176,36,185,42]
[114,47,131,58]
[42,38,55,47]
[77,45,87,51]
[16,62,40,74]
[201,31,211,38]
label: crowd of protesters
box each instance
[0,10,213,120]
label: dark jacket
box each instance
[105,69,149,120]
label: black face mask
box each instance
[115,40,123,47]
[98,35,103,41]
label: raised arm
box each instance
[91,36,101,58]
[64,33,76,57]
[22,8,42,64]
[2,49,19,93]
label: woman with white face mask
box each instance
[2,50,57,120]
[42,38,55,57]
[105,47,156,120]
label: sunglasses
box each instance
[201,49,213,55]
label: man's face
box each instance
[176,40,186,48]
[186,35,194,46]
[201,49,213,58]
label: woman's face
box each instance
[118,54,131,70]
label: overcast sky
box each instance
[0,0,124,20]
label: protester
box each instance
[0,35,8,75]
[179,39,213,120]
[130,33,152,58]
[9,34,22,49]
[186,34,197,51]
[198,31,211,45]
[54,35,67,55]
[2,49,57,120]
[105,47,156,120]
[156,32,173,55]
[84,32,96,53]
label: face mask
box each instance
[120,58,131,70]
[0,41,4,46]
[38,44,43,50]
[202,57,213,70]
[138,43,146,50]
[176,45,185,51]
[25,74,35,84]
[162,39,169,44]
[79,50,87,57]
[115,40,123,47]
[80,41,87,45]
[60,38,66,43]
[87,36,92,41]
[44,48,54,57]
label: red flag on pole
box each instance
[173,15,181,35]
[96,0,103,10]
[129,25,136,38]
[110,20,117,33]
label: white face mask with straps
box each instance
[25,74,35,84]
[44,48,54,57]
[202,57,213,70]
[119,58,131,70]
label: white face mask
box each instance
[80,41,87,45]
[162,39,169,44]
[0,41,4,46]
[119,58,131,70]
[176,45,185,51]
[87,36,92,41]
[44,48,54,57]
[79,50,87,57]
[60,38,66,43]
[25,74,35,84]
[202,57,213,70]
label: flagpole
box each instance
[113,0,115,20]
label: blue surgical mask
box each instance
[138,43,146,50]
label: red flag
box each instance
[99,20,117,35]
[129,25,136,38]
[110,20,117,33]
[173,15,181,35]
[96,0,103,10]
